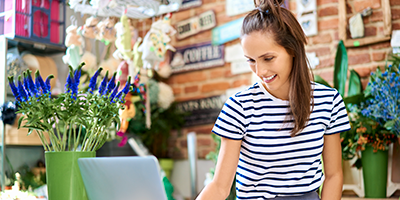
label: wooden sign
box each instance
[211,17,244,45]
[177,95,225,127]
[180,0,202,10]
[176,10,216,40]
[170,42,224,73]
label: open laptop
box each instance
[78,156,167,200]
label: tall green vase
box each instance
[45,151,95,200]
[361,145,388,198]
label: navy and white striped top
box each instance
[212,82,350,199]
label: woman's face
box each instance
[241,31,293,100]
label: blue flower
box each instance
[88,68,103,93]
[35,71,48,94]
[26,70,38,97]
[116,76,131,101]
[17,76,28,102]
[104,72,117,95]
[8,76,20,100]
[98,71,109,95]
[45,75,54,96]
[110,82,121,103]
[22,72,32,97]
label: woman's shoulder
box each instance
[311,81,338,94]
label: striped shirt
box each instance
[212,82,350,199]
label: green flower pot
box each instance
[361,145,388,198]
[45,151,95,200]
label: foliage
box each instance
[8,63,131,152]
[361,54,400,137]
[127,101,186,158]
[17,164,46,190]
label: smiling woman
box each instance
[195,0,351,200]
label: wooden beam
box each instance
[338,0,347,41]
[343,36,391,47]
[382,0,392,36]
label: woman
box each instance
[196,0,350,199]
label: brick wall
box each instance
[134,0,400,159]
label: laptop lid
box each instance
[78,156,167,200]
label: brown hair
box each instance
[241,0,314,136]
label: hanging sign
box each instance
[176,10,216,40]
[170,42,224,73]
[211,17,244,45]
[180,0,202,10]
[177,95,225,127]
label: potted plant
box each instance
[7,63,131,200]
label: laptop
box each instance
[78,156,168,200]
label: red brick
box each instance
[316,57,335,69]
[172,9,192,22]
[318,18,339,31]
[372,52,387,61]
[393,22,400,30]
[318,6,338,17]
[392,9,400,20]
[194,4,224,15]
[364,26,377,37]
[310,33,332,44]
[202,0,217,4]
[348,53,371,65]
[354,0,381,12]
[316,70,334,82]
[369,11,383,22]
[175,71,207,84]
[172,86,182,95]
[180,139,187,148]
[307,47,331,57]
[353,66,372,78]
[201,81,231,93]
[361,78,370,90]
[187,125,213,134]
[176,95,206,102]
[197,138,212,146]
[317,0,338,5]
[209,67,226,79]
[391,0,400,6]
[233,78,251,87]
[199,148,214,159]
[184,85,199,93]
[370,41,391,49]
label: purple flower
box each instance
[104,72,117,95]
[88,68,103,93]
[110,82,120,103]
[116,76,131,101]
[98,71,109,95]
[8,76,20,100]
[35,71,48,94]
[17,76,28,102]
[26,70,38,97]
[22,72,32,97]
[45,75,54,96]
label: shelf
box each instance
[6,36,66,55]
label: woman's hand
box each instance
[196,137,242,200]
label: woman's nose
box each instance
[255,64,266,77]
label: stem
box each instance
[68,120,73,151]
[82,118,98,151]
[37,130,50,152]
[63,122,68,151]
[73,121,77,151]
[48,128,59,151]
[74,124,83,151]
[54,118,63,150]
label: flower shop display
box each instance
[8,63,131,200]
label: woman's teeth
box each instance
[265,74,276,81]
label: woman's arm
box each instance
[321,133,343,200]
[196,137,242,200]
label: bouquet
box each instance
[8,63,131,152]
[361,57,400,139]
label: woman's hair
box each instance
[241,0,314,136]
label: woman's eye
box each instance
[246,59,255,63]
[265,57,274,61]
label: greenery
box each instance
[340,54,400,167]
[127,101,186,158]
[8,63,131,152]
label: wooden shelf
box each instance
[343,36,391,48]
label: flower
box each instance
[362,56,400,137]
[8,64,132,152]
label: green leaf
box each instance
[17,116,25,129]
[314,75,331,88]
[347,70,362,96]
[343,94,364,105]
[384,119,396,130]
[333,40,348,96]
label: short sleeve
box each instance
[325,91,351,135]
[212,96,246,140]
